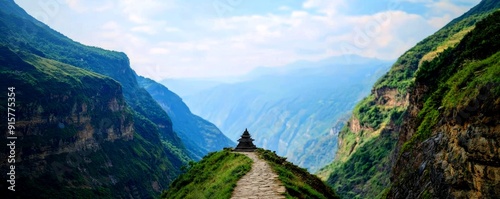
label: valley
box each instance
[1,0,499,198]
[176,56,392,172]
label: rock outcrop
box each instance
[319,1,500,198]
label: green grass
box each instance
[442,52,500,110]
[402,51,500,153]
[256,149,339,199]
[162,149,252,199]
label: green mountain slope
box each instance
[389,10,500,198]
[318,0,500,198]
[0,0,200,197]
[0,46,176,198]
[0,0,190,161]
[138,76,234,160]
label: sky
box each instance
[14,0,481,81]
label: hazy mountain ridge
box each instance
[138,76,234,160]
[181,58,392,172]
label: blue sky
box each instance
[14,0,481,80]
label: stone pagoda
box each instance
[234,128,257,152]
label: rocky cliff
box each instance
[318,0,500,198]
[388,10,500,198]
[0,46,177,198]
[0,0,189,158]
[0,0,192,197]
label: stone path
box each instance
[231,152,286,199]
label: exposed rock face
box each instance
[374,86,409,107]
[16,92,133,158]
[389,10,500,198]
[0,1,187,197]
[391,85,500,199]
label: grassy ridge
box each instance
[256,149,339,199]
[162,149,252,199]
[403,10,500,152]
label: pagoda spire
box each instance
[234,128,257,152]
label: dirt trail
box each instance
[231,152,286,199]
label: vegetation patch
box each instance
[162,149,252,199]
[256,149,339,199]
[325,130,396,199]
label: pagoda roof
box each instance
[234,128,257,152]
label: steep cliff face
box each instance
[138,76,234,160]
[319,1,500,198]
[389,11,500,198]
[0,0,188,157]
[0,1,192,197]
[0,47,177,198]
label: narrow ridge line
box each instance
[231,152,286,199]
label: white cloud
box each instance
[278,6,291,11]
[164,27,181,32]
[64,0,116,13]
[64,0,85,12]
[13,0,482,80]
[119,0,175,24]
[149,47,171,55]
[131,25,157,35]
[427,0,473,16]
[302,0,347,16]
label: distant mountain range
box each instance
[168,55,392,172]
